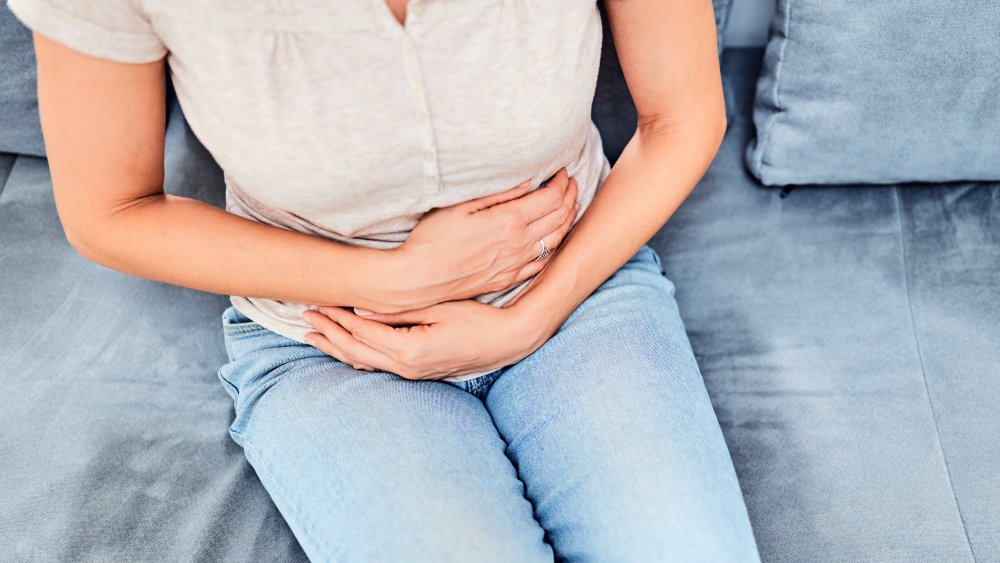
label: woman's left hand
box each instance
[301,300,547,380]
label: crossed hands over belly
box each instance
[301,167,579,380]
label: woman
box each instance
[13,0,760,560]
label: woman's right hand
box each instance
[378,167,579,313]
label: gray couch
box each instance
[2,11,998,563]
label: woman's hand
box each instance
[375,168,579,313]
[300,301,550,380]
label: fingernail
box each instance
[301,312,312,325]
[354,307,374,316]
[303,335,314,346]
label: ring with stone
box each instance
[532,238,550,261]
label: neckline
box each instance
[384,0,408,27]
[372,0,411,34]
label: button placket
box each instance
[400,34,442,198]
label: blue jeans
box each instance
[217,245,760,562]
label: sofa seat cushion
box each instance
[657,48,998,561]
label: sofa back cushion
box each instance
[746,1,1000,186]
[0,1,45,156]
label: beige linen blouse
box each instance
[10,0,611,382]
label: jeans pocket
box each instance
[646,246,664,269]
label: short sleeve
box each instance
[7,0,166,63]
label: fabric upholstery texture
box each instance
[663,50,998,561]
[746,1,1000,186]
[0,1,45,156]
[1,47,998,562]
[713,0,734,54]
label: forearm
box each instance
[511,116,726,340]
[68,192,405,311]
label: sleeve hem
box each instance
[7,0,167,64]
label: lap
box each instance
[217,309,551,563]
[214,245,760,561]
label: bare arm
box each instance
[33,33,578,314]
[510,0,727,335]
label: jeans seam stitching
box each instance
[752,0,793,178]
[241,439,341,563]
[223,324,270,335]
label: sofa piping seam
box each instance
[0,156,17,202]
[894,186,976,562]
[754,0,793,179]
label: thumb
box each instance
[353,306,433,326]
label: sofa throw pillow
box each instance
[0,0,45,157]
[746,1,1000,186]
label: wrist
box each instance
[506,258,587,345]
[349,244,424,313]
[506,288,567,352]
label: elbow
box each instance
[57,194,159,267]
[636,105,728,161]
[715,106,728,145]
[709,107,728,156]
[60,212,110,266]
[702,89,729,155]
[696,101,728,161]
[64,224,103,264]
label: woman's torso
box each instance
[149,0,611,380]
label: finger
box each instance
[350,306,435,327]
[535,200,579,256]
[518,204,578,269]
[304,331,377,371]
[303,314,407,374]
[317,306,411,353]
[461,179,533,213]
[494,167,570,224]
[510,255,548,284]
[523,178,578,247]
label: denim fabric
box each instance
[0,2,45,156]
[746,1,1000,186]
[216,244,761,562]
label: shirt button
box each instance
[410,4,424,16]
[423,150,435,164]
[425,175,438,188]
[417,112,429,126]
